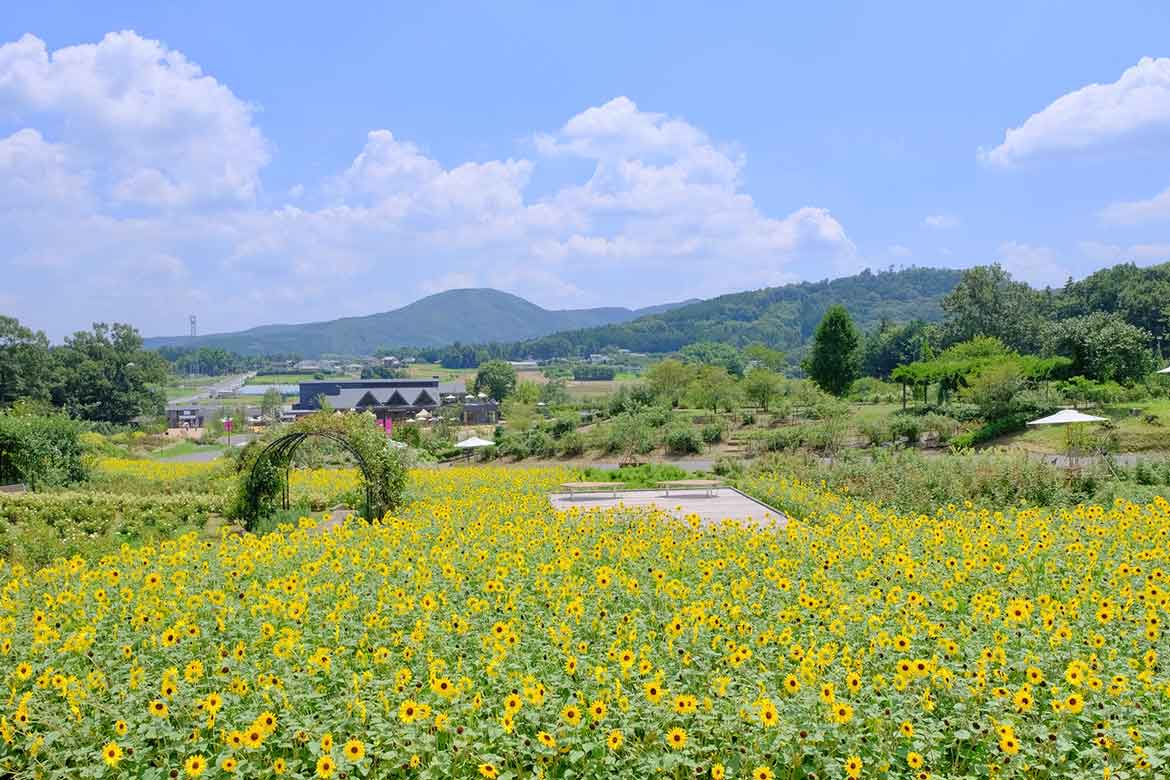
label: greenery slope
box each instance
[498,266,963,358]
[144,289,694,356]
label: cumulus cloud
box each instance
[981,57,1170,167]
[1100,185,1170,225]
[0,31,268,206]
[995,241,1069,287]
[923,213,959,229]
[0,128,88,209]
[0,33,854,337]
[1079,239,1170,263]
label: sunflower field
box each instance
[1,466,1169,779]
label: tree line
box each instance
[1,318,168,425]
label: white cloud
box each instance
[1078,240,1123,263]
[981,57,1170,167]
[995,241,1069,287]
[0,128,88,208]
[1079,239,1170,263]
[1100,185,1170,225]
[887,244,913,258]
[1131,242,1170,260]
[0,33,855,337]
[923,213,959,229]
[0,31,268,206]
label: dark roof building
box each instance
[294,378,464,420]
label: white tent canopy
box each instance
[1157,366,1170,374]
[414,409,432,420]
[1026,409,1107,426]
[454,436,494,449]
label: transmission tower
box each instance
[189,315,199,376]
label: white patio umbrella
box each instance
[454,435,494,462]
[1027,409,1107,425]
[414,409,432,420]
[1027,408,1107,464]
[1157,366,1170,374]
[455,436,494,449]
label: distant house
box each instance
[461,398,500,425]
[165,404,262,430]
[166,405,207,429]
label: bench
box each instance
[658,479,723,498]
[559,481,624,499]
[0,483,28,495]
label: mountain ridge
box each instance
[144,288,698,356]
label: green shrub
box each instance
[580,464,690,489]
[643,407,673,429]
[889,415,921,444]
[950,413,1031,449]
[664,425,704,455]
[0,412,88,489]
[919,413,960,444]
[557,431,585,457]
[859,418,892,446]
[700,423,725,444]
[550,414,577,438]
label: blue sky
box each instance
[2,2,1170,340]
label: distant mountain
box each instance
[144,289,696,356]
[491,267,965,359]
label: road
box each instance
[171,372,256,404]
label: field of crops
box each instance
[1,466,1168,778]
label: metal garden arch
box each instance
[250,429,376,521]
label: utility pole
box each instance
[189,315,199,376]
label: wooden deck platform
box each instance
[546,487,784,529]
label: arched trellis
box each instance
[250,429,376,522]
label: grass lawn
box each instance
[405,363,476,383]
[146,440,226,459]
[1000,398,1170,453]
[246,373,339,384]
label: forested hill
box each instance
[144,289,696,356]
[499,267,964,359]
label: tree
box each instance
[742,368,784,410]
[743,343,786,371]
[685,366,740,413]
[680,342,745,376]
[940,264,1048,353]
[51,323,168,424]
[962,362,1027,420]
[802,305,860,396]
[513,380,541,404]
[1045,312,1154,384]
[861,320,932,378]
[644,359,695,407]
[260,387,283,422]
[538,379,570,407]
[474,360,518,400]
[0,316,52,407]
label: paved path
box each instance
[547,487,783,529]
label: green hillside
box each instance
[497,267,964,358]
[144,289,694,356]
